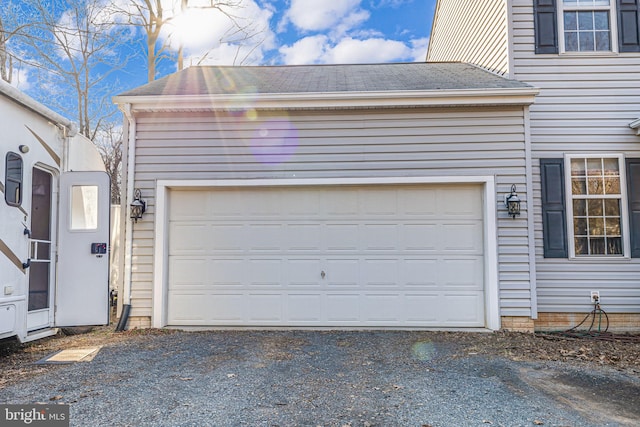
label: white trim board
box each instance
[152,176,501,330]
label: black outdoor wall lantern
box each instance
[130,188,146,222]
[504,184,521,218]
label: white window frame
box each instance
[564,154,630,259]
[558,0,619,53]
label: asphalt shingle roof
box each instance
[118,62,532,97]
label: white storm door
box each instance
[56,171,110,326]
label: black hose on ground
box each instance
[115,304,131,332]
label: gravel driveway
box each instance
[1,330,639,426]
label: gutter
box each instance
[116,103,136,330]
[113,88,540,112]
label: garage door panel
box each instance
[325,224,359,250]
[248,294,283,322]
[402,259,439,287]
[169,258,209,289]
[363,259,398,286]
[167,293,209,322]
[247,224,283,251]
[440,258,484,288]
[362,188,399,216]
[364,224,399,250]
[326,294,360,321]
[402,224,439,250]
[442,293,484,324]
[442,223,483,252]
[404,294,440,322]
[362,294,402,322]
[209,225,245,252]
[248,259,282,286]
[286,224,322,250]
[326,259,359,286]
[167,184,486,328]
[210,259,246,286]
[287,294,322,321]
[286,259,323,286]
[170,224,208,254]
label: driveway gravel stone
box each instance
[1,330,639,426]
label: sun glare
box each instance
[170,8,219,51]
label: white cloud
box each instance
[283,0,365,32]
[409,37,429,62]
[279,35,329,65]
[325,37,410,63]
[280,35,424,65]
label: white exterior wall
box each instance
[510,1,640,313]
[427,0,509,76]
[125,106,534,322]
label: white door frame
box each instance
[152,176,500,330]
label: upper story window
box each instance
[534,0,640,54]
[561,0,614,52]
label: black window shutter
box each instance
[626,159,640,257]
[540,159,568,258]
[618,0,640,52]
[534,0,559,54]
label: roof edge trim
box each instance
[114,88,539,111]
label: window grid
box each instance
[570,157,623,256]
[560,0,614,52]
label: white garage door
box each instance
[167,184,485,327]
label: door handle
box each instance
[321,270,326,279]
[22,259,31,270]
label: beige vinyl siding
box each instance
[127,106,532,320]
[427,0,509,75]
[511,1,640,313]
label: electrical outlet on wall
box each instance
[590,291,600,303]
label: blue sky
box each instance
[168,0,436,67]
[150,0,436,90]
[132,0,435,83]
[8,0,436,126]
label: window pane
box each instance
[604,199,620,216]
[590,237,606,254]
[575,237,589,255]
[587,177,603,194]
[574,217,588,235]
[603,158,619,175]
[605,217,620,235]
[571,158,586,176]
[604,177,620,194]
[574,199,587,216]
[578,11,594,30]
[586,158,602,175]
[564,12,578,31]
[70,185,99,230]
[579,32,595,50]
[590,217,604,235]
[594,12,609,30]
[595,32,610,50]
[607,237,622,255]
[565,32,579,51]
[588,199,604,216]
[572,178,587,194]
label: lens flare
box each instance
[412,340,437,361]
[249,118,299,164]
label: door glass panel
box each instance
[29,168,53,311]
[70,185,98,230]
